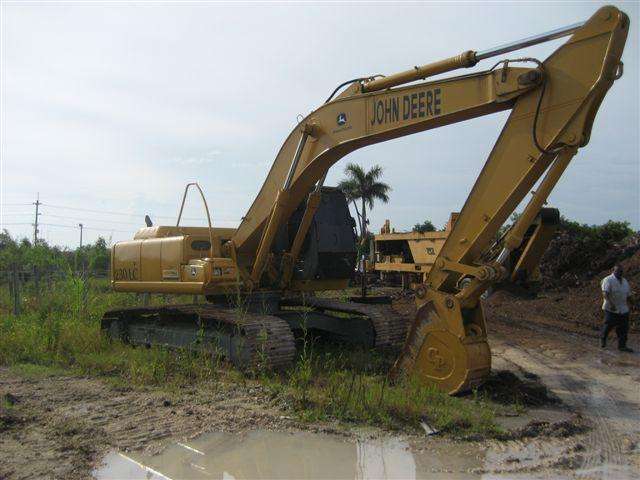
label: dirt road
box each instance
[487,301,640,479]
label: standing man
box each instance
[601,264,633,352]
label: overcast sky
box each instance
[1,1,638,248]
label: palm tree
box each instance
[337,163,391,240]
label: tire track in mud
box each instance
[491,319,639,479]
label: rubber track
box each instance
[102,304,296,369]
[297,297,409,348]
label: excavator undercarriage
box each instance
[102,297,410,371]
[104,6,629,394]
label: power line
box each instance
[40,202,187,220]
[4,195,241,243]
[41,202,151,217]
[41,202,239,222]
[2,211,238,227]
[41,213,142,226]
[39,223,77,229]
[1,212,143,226]
[37,222,131,233]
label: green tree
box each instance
[0,230,72,282]
[337,163,391,240]
[0,230,19,269]
[87,237,110,273]
[413,220,435,233]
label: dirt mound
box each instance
[540,230,640,289]
[517,415,589,439]
[479,370,560,407]
[488,246,640,335]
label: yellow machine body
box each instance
[110,6,629,394]
[111,226,241,295]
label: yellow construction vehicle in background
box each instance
[371,214,458,289]
[104,6,629,394]
[371,209,559,290]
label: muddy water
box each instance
[93,430,487,479]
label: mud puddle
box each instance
[94,430,489,479]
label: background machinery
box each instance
[371,214,458,289]
[371,209,559,290]
[104,6,629,394]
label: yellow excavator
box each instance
[103,6,629,394]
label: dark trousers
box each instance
[602,310,629,348]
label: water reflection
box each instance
[94,430,484,479]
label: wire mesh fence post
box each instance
[34,265,41,305]
[81,266,88,319]
[12,264,20,316]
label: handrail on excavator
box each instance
[176,182,215,260]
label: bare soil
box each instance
[481,248,640,478]
[486,314,640,478]
[1,271,639,479]
[0,373,311,480]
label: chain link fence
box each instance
[0,266,110,316]
[0,267,205,317]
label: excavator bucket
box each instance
[392,290,491,394]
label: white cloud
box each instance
[171,149,223,165]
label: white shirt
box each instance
[601,273,631,314]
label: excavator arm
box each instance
[392,6,628,393]
[230,5,628,393]
[232,63,539,265]
[237,64,541,285]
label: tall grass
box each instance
[273,340,502,437]
[0,276,219,387]
[1,276,504,438]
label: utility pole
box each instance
[75,223,84,277]
[32,193,41,245]
[78,223,87,316]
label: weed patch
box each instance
[1,277,505,438]
[0,278,220,389]
[263,342,504,438]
